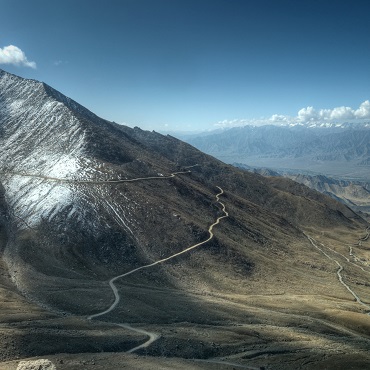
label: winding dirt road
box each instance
[0,169,193,184]
[88,186,229,352]
[4,165,237,358]
[305,233,370,313]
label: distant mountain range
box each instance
[183,123,370,180]
[1,69,370,368]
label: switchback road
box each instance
[88,186,229,352]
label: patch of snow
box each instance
[3,175,73,229]
[45,155,82,179]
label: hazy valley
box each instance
[1,69,370,369]
[183,124,370,219]
[183,124,370,179]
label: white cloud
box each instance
[297,102,370,124]
[329,106,355,120]
[276,101,370,125]
[318,109,331,120]
[214,100,370,129]
[297,106,318,122]
[0,45,36,69]
[355,100,370,119]
[270,114,289,123]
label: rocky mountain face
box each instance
[1,69,370,369]
[285,173,370,217]
[234,163,370,219]
[184,124,370,179]
[235,163,370,219]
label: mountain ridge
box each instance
[183,124,370,180]
[236,163,370,219]
[1,68,370,369]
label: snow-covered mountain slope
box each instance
[0,69,88,178]
[0,70,156,231]
[0,70,91,232]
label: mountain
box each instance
[1,69,370,369]
[235,163,370,220]
[184,124,370,180]
[285,174,370,218]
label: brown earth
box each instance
[1,197,370,369]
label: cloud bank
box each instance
[0,45,36,69]
[215,100,370,128]
[296,101,370,123]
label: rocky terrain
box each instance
[284,174,370,219]
[236,164,370,221]
[1,69,370,369]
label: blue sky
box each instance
[1,0,370,131]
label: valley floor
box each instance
[1,227,370,369]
